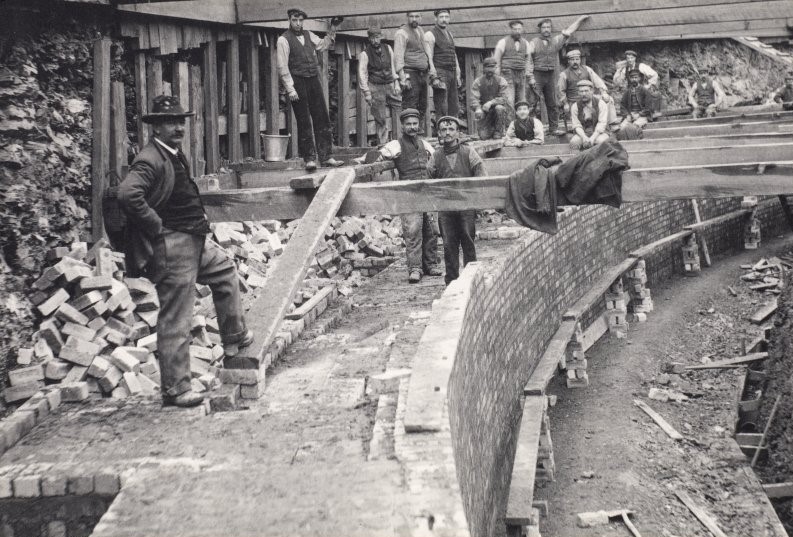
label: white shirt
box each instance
[154,137,179,156]
[379,138,435,160]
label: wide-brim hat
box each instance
[142,95,194,123]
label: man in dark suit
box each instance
[619,69,652,137]
[118,95,253,407]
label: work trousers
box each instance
[502,68,527,107]
[433,67,459,119]
[477,104,508,140]
[292,75,333,162]
[562,100,619,131]
[147,231,246,397]
[569,132,611,151]
[370,82,402,145]
[439,210,476,284]
[402,68,428,126]
[401,212,439,275]
[692,103,718,118]
[533,70,559,131]
[620,113,648,130]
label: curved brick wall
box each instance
[447,197,787,537]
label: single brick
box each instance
[59,336,101,367]
[209,385,240,412]
[55,303,89,326]
[67,474,94,495]
[218,368,260,385]
[94,470,121,496]
[110,347,141,373]
[8,365,45,387]
[121,372,143,395]
[99,366,124,392]
[60,382,90,402]
[37,288,70,317]
[41,474,67,496]
[3,381,44,403]
[45,360,71,381]
[87,355,112,378]
[13,474,42,497]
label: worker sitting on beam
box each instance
[503,100,544,147]
[618,69,653,140]
[614,49,660,118]
[471,57,510,140]
[429,116,487,285]
[378,108,443,283]
[569,80,610,151]
[688,66,725,119]
[557,49,617,133]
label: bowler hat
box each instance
[142,95,194,124]
[627,68,642,77]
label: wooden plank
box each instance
[318,49,330,110]
[337,46,350,148]
[203,163,793,222]
[244,35,262,159]
[675,491,728,537]
[189,65,205,176]
[225,168,357,370]
[284,285,335,320]
[91,37,111,242]
[264,35,280,136]
[464,52,480,136]
[524,320,578,395]
[684,352,768,370]
[651,110,793,129]
[690,199,712,267]
[641,120,793,140]
[630,230,693,260]
[763,483,793,499]
[134,52,148,149]
[227,34,242,162]
[117,0,237,24]
[751,300,778,324]
[288,103,299,159]
[203,34,220,172]
[355,60,368,147]
[505,396,546,526]
[147,57,163,108]
[110,81,127,179]
[172,61,192,167]
[634,399,683,441]
[563,258,637,321]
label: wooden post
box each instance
[134,52,148,149]
[172,61,192,167]
[355,59,368,147]
[464,51,480,136]
[244,35,261,159]
[336,45,350,147]
[288,103,299,159]
[189,65,206,176]
[319,49,330,110]
[264,33,279,136]
[147,57,163,108]
[91,37,111,242]
[227,33,242,162]
[110,81,127,179]
[202,34,220,172]
[424,80,433,136]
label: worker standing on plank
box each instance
[618,69,652,139]
[429,116,486,285]
[557,49,617,132]
[613,50,660,117]
[503,101,544,147]
[769,73,793,110]
[493,20,533,107]
[528,15,590,136]
[568,80,610,151]
[688,67,725,118]
[277,8,344,171]
[394,12,432,129]
[358,25,402,145]
[470,57,510,140]
[425,9,461,120]
[118,95,254,408]
[378,108,443,283]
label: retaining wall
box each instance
[446,196,787,537]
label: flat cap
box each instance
[399,108,421,121]
[514,100,532,109]
[576,79,594,88]
[624,49,637,57]
[537,18,552,28]
[287,8,308,18]
[566,49,581,58]
[434,9,450,16]
[436,115,462,126]
[483,57,498,67]
[367,25,383,36]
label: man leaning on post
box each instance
[118,95,254,408]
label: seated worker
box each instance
[618,69,652,139]
[614,49,660,116]
[503,101,544,147]
[557,49,617,131]
[569,80,610,151]
[770,73,793,110]
[471,57,510,140]
[378,108,442,283]
[428,116,487,285]
[688,67,725,118]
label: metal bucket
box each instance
[263,134,290,162]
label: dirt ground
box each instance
[539,235,793,537]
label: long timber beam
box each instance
[648,110,793,129]
[202,162,793,222]
[641,120,793,139]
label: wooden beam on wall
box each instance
[110,81,127,179]
[337,46,350,147]
[189,65,206,176]
[355,59,368,147]
[264,33,280,136]
[203,34,220,172]
[172,61,192,167]
[244,35,262,159]
[91,37,111,242]
[134,52,148,150]
[227,33,242,162]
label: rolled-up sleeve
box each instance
[276,36,295,94]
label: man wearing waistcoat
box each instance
[277,8,344,171]
[493,20,533,107]
[395,12,433,128]
[614,50,660,117]
[118,96,253,408]
[770,73,793,110]
[425,9,461,119]
[470,57,509,140]
[528,15,590,136]
[568,80,610,151]
[687,67,725,118]
[378,109,442,283]
[557,49,617,130]
[428,116,487,285]
[358,25,402,145]
[619,69,652,134]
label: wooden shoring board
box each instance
[172,61,192,167]
[189,65,206,176]
[524,320,579,396]
[91,37,111,242]
[640,119,793,140]
[505,395,547,526]
[134,52,148,150]
[244,35,262,159]
[648,110,793,129]
[227,33,242,162]
[684,352,768,370]
[110,81,127,180]
[675,491,728,537]
[202,34,220,172]
[495,132,793,158]
[202,162,793,222]
[264,35,280,136]
[336,44,351,147]
[563,257,638,322]
[690,199,712,267]
[225,168,357,369]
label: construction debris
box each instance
[675,490,728,537]
[576,509,641,537]
[634,399,684,441]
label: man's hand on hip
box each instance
[288,90,299,102]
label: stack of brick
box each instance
[565,322,588,388]
[535,402,555,483]
[682,234,702,275]
[604,278,630,339]
[626,259,653,322]
[744,212,762,250]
